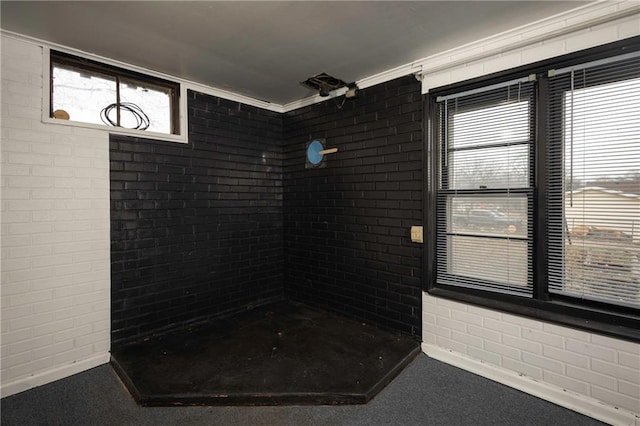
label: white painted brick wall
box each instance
[423,293,640,415]
[422,5,640,92]
[1,35,110,396]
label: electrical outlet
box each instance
[410,226,423,243]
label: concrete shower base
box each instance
[111,301,420,406]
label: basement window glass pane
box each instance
[547,57,640,309]
[50,51,179,135]
[436,81,534,297]
[119,78,172,134]
[52,64,116,127]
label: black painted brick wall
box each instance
[110,90,284,347]
[283,76,423,336]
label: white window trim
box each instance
[42,46,188,143]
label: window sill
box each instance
[427,286,640,343]
[42,116,188,144]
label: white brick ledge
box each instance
[422,343,640,426]
[0,353,110,399]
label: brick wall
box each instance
[1,35,111,395]
[283,76,423,336]
[109,90,284,346]
[423,294,640,417]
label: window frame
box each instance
[545,59,640,309]
[435,82,535,298]
[44,48,187,143]
[425,36,640,343]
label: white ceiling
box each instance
[1,1,589,105]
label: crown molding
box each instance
[416,0,639,88]
[3,1,637,114]
[283,1,638,112]
[0,29,282,113]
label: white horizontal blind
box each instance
[436,80,534,297]
[547,53,640,308]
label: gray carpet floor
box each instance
[1,353,604,426]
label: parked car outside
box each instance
[452,209,523,234]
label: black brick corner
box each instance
[110,90,285,347]
[111,77,423,347]
[283,76,423,336]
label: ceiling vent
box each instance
[300,73,347,97]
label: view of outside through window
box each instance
[52,64,172,134]
[52,65,115,127]
[118,78,172,134]
[444,100,531,290]
[449,101,530,190]
[559,77,640,307]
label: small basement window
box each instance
[50,51,180,135]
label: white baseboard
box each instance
[422,343,639,426]
[1,353,110,399]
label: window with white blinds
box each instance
[546,52,640,309]
[428,40,640,338]
[435,79,534,297]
